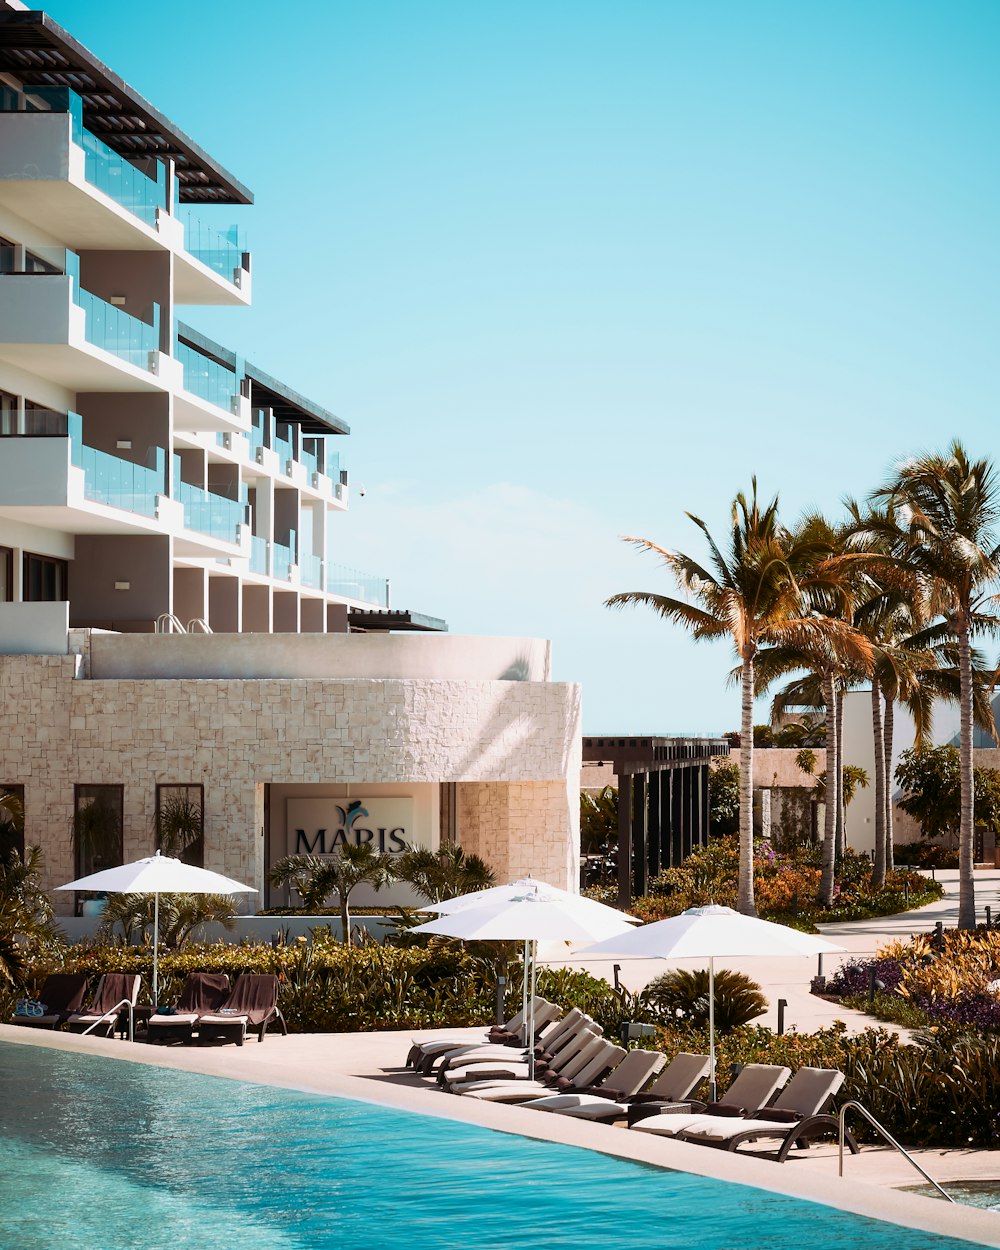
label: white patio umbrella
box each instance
[411,884,635,1078]
[57,851,257,1006]
[578,905,844,1100]
[417,880,640,1030]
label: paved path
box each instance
[545,867,1000,1037]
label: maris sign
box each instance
[286,798,414,857]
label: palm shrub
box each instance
[269,845,398,946]
[393,843,496,902]
[96,892,237,949]
[643,968,768,1032]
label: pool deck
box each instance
[8,870,1000,1246]
[4,1022,1000,1248]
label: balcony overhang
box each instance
[348,609,449,633]
[0,10,252,204]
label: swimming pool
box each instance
[0,1041,986,1250]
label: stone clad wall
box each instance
[0,655,582,905]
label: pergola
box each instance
[583,735,730,908]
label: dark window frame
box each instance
[73,784,124,916]
[155,783,204,867]
[23,551,67,602]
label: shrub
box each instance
[643,968,768,1032]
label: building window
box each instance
[23,552,67,602]
[0,784,24,863]
[73,785,123,879]
[155,784,204,867]
[0,547,12,602]
[0,387,15,435]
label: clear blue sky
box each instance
[41,1,1000,734]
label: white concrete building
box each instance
[0,4,581,910]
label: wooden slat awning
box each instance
[0,10,252,204]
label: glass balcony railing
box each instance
[250,535,269,575]
[299,443,319,479]
[67,413,164,518]
[177,205,246,284]
[327,563,390,607]
[301,554,323,589]
[176,340,238,412]
[272,431,293,472]
[61,249,160,367]
[173,457,247,542]
[0,86,166,227]
[248,419,266,460]
[272,541,293,582]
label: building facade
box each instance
[0,4,581,909]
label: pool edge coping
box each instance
[3,1023,998,1249]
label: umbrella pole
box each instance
[521,937,529,1043]
[153,891,159,1008]
[708,956,716,1102]
[528,938,539,1082]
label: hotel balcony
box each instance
[174,339,251,435]
[0,412,247,559]
[327,562,390,608]
[0,87,250,307]
[0,264,170,392]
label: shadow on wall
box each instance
[500,656,531,681]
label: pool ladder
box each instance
[838,1101,955,1203]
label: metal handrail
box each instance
[186,617,213,633]
[155,612,186,634]
[838,1100,955,1203]
[80,998,135,1043]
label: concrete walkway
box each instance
[546,867,1000,1037]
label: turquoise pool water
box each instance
[0,1042,986,1250]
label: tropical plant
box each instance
[708,761,739,837]
[606,482,866,915]
[643,967,768,1032]
[155,791,204,862]
[860,442,1000,929]
[895,746,1000,847]
[0,845,59,984]
[96,891,237,949]
[393,843,496,902]
[0,788,24,868]
[269,845,399,947]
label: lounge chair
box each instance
[457,1038,628,1103]
[416,1001,566,1075]
[435,1009,598,1081]
[66,973,141,1039]
[446,1029,607,1095]
[145,972,231,1045]
[195,974,287,1046]
[406,997,559,1068]
[678,1066,861,1162]
[9,973,89,1030]
[630,1063,792,1137]
[439,1013,601,1088]
[522,1050,707,1121]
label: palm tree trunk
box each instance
[341,891,353,948]
[738,654,756,916]
[883,696,895,872]
[819,671,837,907]
[871,679,886,887]
[958,620,976,929]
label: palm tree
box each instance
[393,843,496,903]
[863,442,1000,928]
[269,845,399,946]
[606,482,864,915]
